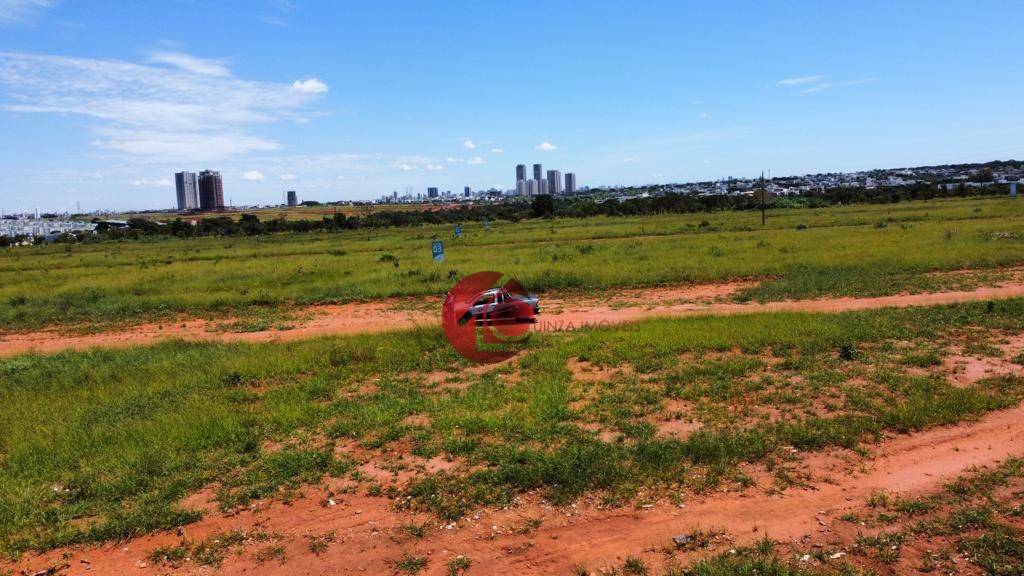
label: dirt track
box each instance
[11,399,1024,575]
[3,279,1024,357]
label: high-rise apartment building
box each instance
[526,179,540,196]
[427,187,439,198]
[174,171,199,211]
[533,163,542,182]
[516,179,528,196]
[516,164,526,183]
[286,191,298,207]
[546,170,563,195]
[198,170,225,210]
[539,179,548,195]
[565,172,577,195]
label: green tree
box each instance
[531,194,555,218]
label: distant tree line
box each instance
[59,180,1015,242]
[0,234,30,247]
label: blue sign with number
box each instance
[454,225,462,238]
[432,239,444,262]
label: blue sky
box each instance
[0,0,1021,213]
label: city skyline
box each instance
[1,1,1023,213]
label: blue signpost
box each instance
[483,218,490,231]
[432,239,444,262]
[454,225,462,238]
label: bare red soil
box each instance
[9,399,1024,576]
[4,279,1024,358]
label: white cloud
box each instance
[290,78,328,94]
[798,78,878,94]
[446,156,464,163]
[535,141,558,151]
[0,51,326,161]
[243,170,265,181]
[490,148,503,153]
[129,178,173,187]
[621,157,636,163]
[399,163,416,171]
[462,139,476,149]
[467,156,485,165]
[148,51,232,77]
[425,164,444,171]
[699,112,711,118]
[776,75,824,86]
[0,0,53,25]
[279,173,297,181]
[335,175,345,180]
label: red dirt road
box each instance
[3,280,1024,358]
[10,400,1024,576]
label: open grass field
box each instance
[4,196,1024,575]
[2,196,1024,333]
[3,298,1024,572]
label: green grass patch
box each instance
[3,299,1024,556]
[2,197,1024,332]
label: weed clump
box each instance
[395,554,429,573]
[839,342,860,361]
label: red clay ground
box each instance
[4,278,1024,357]
[9,398,1024,576]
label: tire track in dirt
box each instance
[3,280,1024,358]
[9,401,1024,575]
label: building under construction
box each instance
[198,170,225,210]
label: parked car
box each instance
[457,287,539,326]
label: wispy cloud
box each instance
[129,178,172,187]
[776,74,879,94]
[466,156,485,165]
[0,50,328,161]
[0,0,53,25]
[91,129,279,158]
[462,138,476,149]
[490,147,503,154]
[243,170,265,181]
[535,141,558,151]
[776,75,824,86]
[798,78,878,94]
[258,15,288,26]
[259,0,296,27]
[147,51,232,77]
[279,173,297,181]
